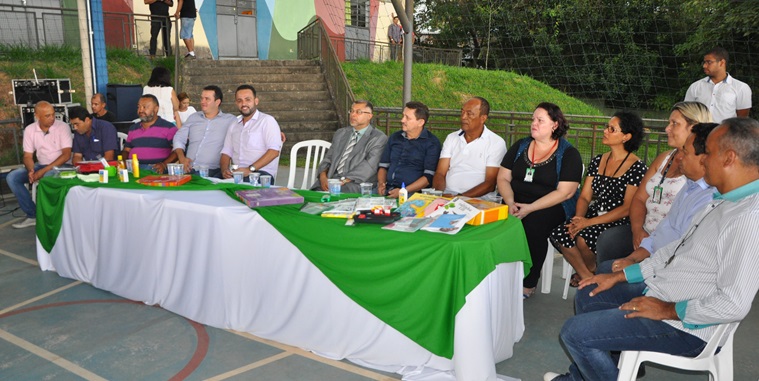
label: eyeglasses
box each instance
[349,110,372,115]
[605,125,620,133]
[702,60,719,65]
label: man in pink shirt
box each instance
[220,84,282,181]
[8,101,72,228]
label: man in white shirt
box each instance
[432,97,506,197]
[220,84,282,181]
[684,47,751,122]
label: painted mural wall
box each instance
[129,0,398,60]
[271,0,397,60]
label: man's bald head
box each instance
[34,101,56,128]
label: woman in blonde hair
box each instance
[595,101,712,265]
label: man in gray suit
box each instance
[312,100,388,193]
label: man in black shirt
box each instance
[145,0,173,59]
[90,93,117,123]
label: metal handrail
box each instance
[327,35,462,66]
[297,18,355,128]
[294,19,670,164]
[372,107,670,165]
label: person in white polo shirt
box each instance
[433,97,507,197]
[684,47,752,123]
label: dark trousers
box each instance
[149,15,172,56]
[595,225,634,267]
[389,43,402,61]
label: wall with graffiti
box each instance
[127,0,398,60]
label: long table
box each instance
[35,178,531,380]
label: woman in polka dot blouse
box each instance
[549,111,648,286]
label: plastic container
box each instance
[398,182,408,204]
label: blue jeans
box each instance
[595,225,634,266]
[7,164,56,218]
[554,282,706,381]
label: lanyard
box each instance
[664,200,724,267]
[530,139,558,168]
[524,139,558,182]
[657,149,677,186]
[602,151,631,179]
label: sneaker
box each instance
[543,372,567,381]
[184,53,196,59]
[12,218,36,229]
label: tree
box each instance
[416,0,758,112]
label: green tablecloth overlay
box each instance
[35,174,252,253]
[36,176,531,359]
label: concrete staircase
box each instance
[179,60,340,152]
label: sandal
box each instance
[569,273,582,288]
[523,287,536,299]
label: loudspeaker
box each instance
[107,84,143,122]
[12,79,73,105]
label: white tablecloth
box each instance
[37,187,525,380]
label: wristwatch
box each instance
[249,165,256,172]
[340,176,347,184]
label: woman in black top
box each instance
[497,103,583,298]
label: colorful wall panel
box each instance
[129,0,397,60]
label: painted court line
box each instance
[0,247,38,266]
[0,329,107,381]
[229,330,399,380]
[0,281,82,316]
[204,351,292,381]
[0,218,23,229]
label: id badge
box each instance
[524,167,535,183]
[652,185,663,204]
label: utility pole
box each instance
[391,0,413,105]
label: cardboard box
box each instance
[464,198,509,226]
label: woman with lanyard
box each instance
[498,103,583,299]
[549,111,647,287]
[594,102,712,265]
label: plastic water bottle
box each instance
[398,182,408,204]
[132,153,140,178]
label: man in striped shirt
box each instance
[545,117,759,381]
[123,94,178,173]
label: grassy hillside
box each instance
[0,46,173,121]
[0,48,604,166]
[343,60,603,115]
[0,46,173,165]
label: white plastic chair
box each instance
[540,239,573,299]
[286,140,331,189]
[117,132,128,151]
[617,321,739,381]
[541,164,584,299]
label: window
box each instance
[345,0,369,28]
